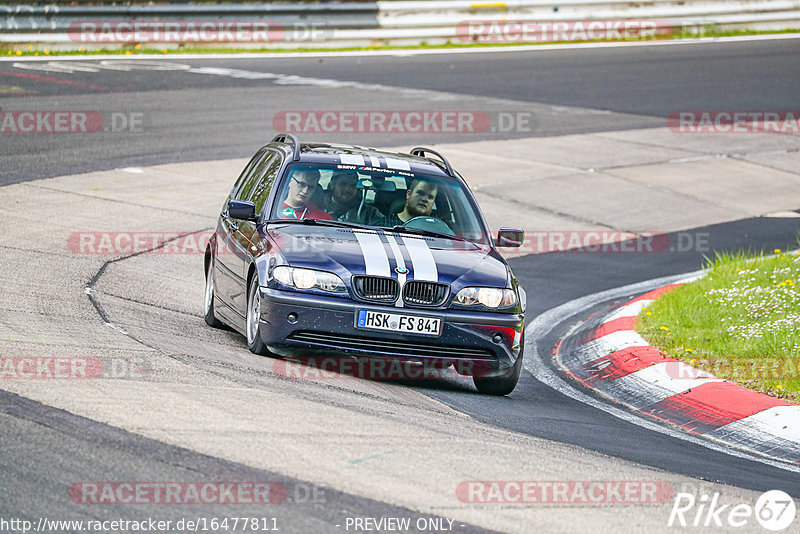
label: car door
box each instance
[222,149,282,315]
[215,149,269,318]
[238,150,284,268]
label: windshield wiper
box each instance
[388,225,468,242]
[268,219,474,244]
[266,218,372,231]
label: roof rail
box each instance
[271,133,301,161]
[409,147,455,177]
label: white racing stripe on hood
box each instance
[402,236,438,282]
[385,234,406,308]
[355,230,391,277]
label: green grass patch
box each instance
[3,27,800,57]
[636,247,800,404]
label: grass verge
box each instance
[636,247,800,404]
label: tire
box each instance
[473,336,523,396]
[204,254,224,328]
[246,275,269,356]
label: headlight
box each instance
[454,287,517,309]
[272,266,346,293]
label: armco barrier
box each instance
[0,3,380,32]
[0,0,799,50]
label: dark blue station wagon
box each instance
[204,134,526,395]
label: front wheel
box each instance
[246,275,269,355]
[473,337,523,396]
[204,254,224,328]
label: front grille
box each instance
[288,331,495,360]
[403,281,449,306]
[353,276,399,302]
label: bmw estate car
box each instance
[204,134,526,395]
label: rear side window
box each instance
[249,151,283,213]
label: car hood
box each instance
[267,224,509,290]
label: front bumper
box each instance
[258,287,524,378]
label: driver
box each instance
[382,178,438,227]
[278,167,332,220]
[322,169,384,225]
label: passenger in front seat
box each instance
[322,169,384,225]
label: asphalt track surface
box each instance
[1,38,799,184]
[2,39,800,532]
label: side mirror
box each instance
[497,228,524,248]
[228,200,258,221]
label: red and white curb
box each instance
[557,283,800,465]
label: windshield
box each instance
[269,162,491,244]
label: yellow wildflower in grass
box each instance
[690,358,698,364]
[774,249,782,254]
[162,49,168,54]
[16,50,21,55]
[685,348,694,353]
[645,311,652,315]
[777,384,785,390]
[27,45,32,50]
[125,51,132,55]
[135,44,141,50]
[660,326,669,331]
[44,50,49,55]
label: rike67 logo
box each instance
[668,490,796,531]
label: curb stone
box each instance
[557,284,800,465]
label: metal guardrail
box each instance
[0,0,798,49]
[0,3,380,32]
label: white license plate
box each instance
[356,310,442,337]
